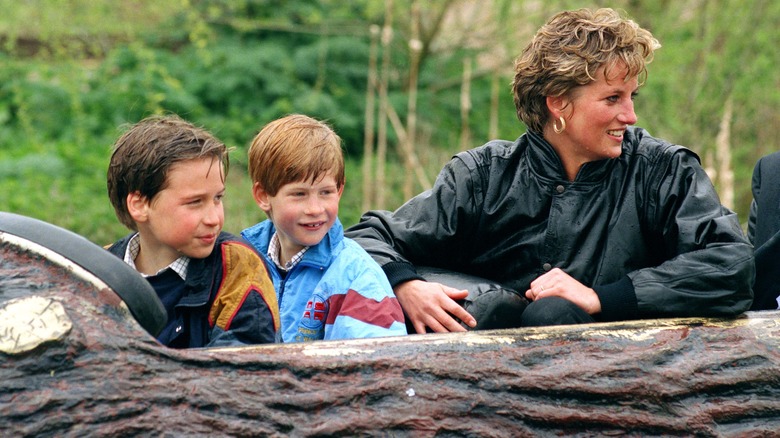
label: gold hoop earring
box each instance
[553,116,566,134]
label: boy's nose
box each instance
[204,204,223,225]
[304,198,325,215]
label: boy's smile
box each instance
[253,172,343,266]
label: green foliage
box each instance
[631,0,780,219]
[0,0,777,244]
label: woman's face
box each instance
[552,63,639,170]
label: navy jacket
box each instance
[107,231,279,348]
[747,151,780,310]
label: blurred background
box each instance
[0,0,778,245]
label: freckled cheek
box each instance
[325,201,340,219]
[276,208,301,226]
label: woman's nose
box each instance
[619,101,638,125]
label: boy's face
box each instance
[253,172,343,261]
[130,157,225,266]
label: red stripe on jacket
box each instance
[326,289,404,328]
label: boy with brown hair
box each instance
[106,114,279,348]
[241,114,406,342]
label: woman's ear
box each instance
[126,191,149,223]
[546,95,567,119]
[252,182,272,213]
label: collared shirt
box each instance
[268,232,308,273]
[123,233,189,280]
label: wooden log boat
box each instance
[2,212,779,437]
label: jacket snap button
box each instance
[556,185,565,194]
[175,326,183,333]
[543,263,552,271]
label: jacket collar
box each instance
[108,232,227,308]
[178,232,235,307]
[525,129,619,184]
[242,218,344,268]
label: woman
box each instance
[346,8,754,333]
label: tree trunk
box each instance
[489,70,500,140]
[716,95,734,210]
[2,235,780,437]
[403,0,422,200]
[383,97,431,190]
[459,57,472,151]
[361,24,380,212]
[375,0,393,209]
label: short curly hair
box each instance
[511,8,660,133]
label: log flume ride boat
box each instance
[1,212,779,437]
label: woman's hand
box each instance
[394,279,477,334]
[525,268,602,314]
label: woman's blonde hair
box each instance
[248,114,344,196]
[511,8,660,133]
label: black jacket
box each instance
[346,127,754,321]
[747,151,780,310]
[107,231,279,348]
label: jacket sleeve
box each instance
[625,147,754,318]
[345,156,480,288]
[323,248,407,339]
[206,241,280,347]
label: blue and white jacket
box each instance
[241,218,406,342]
